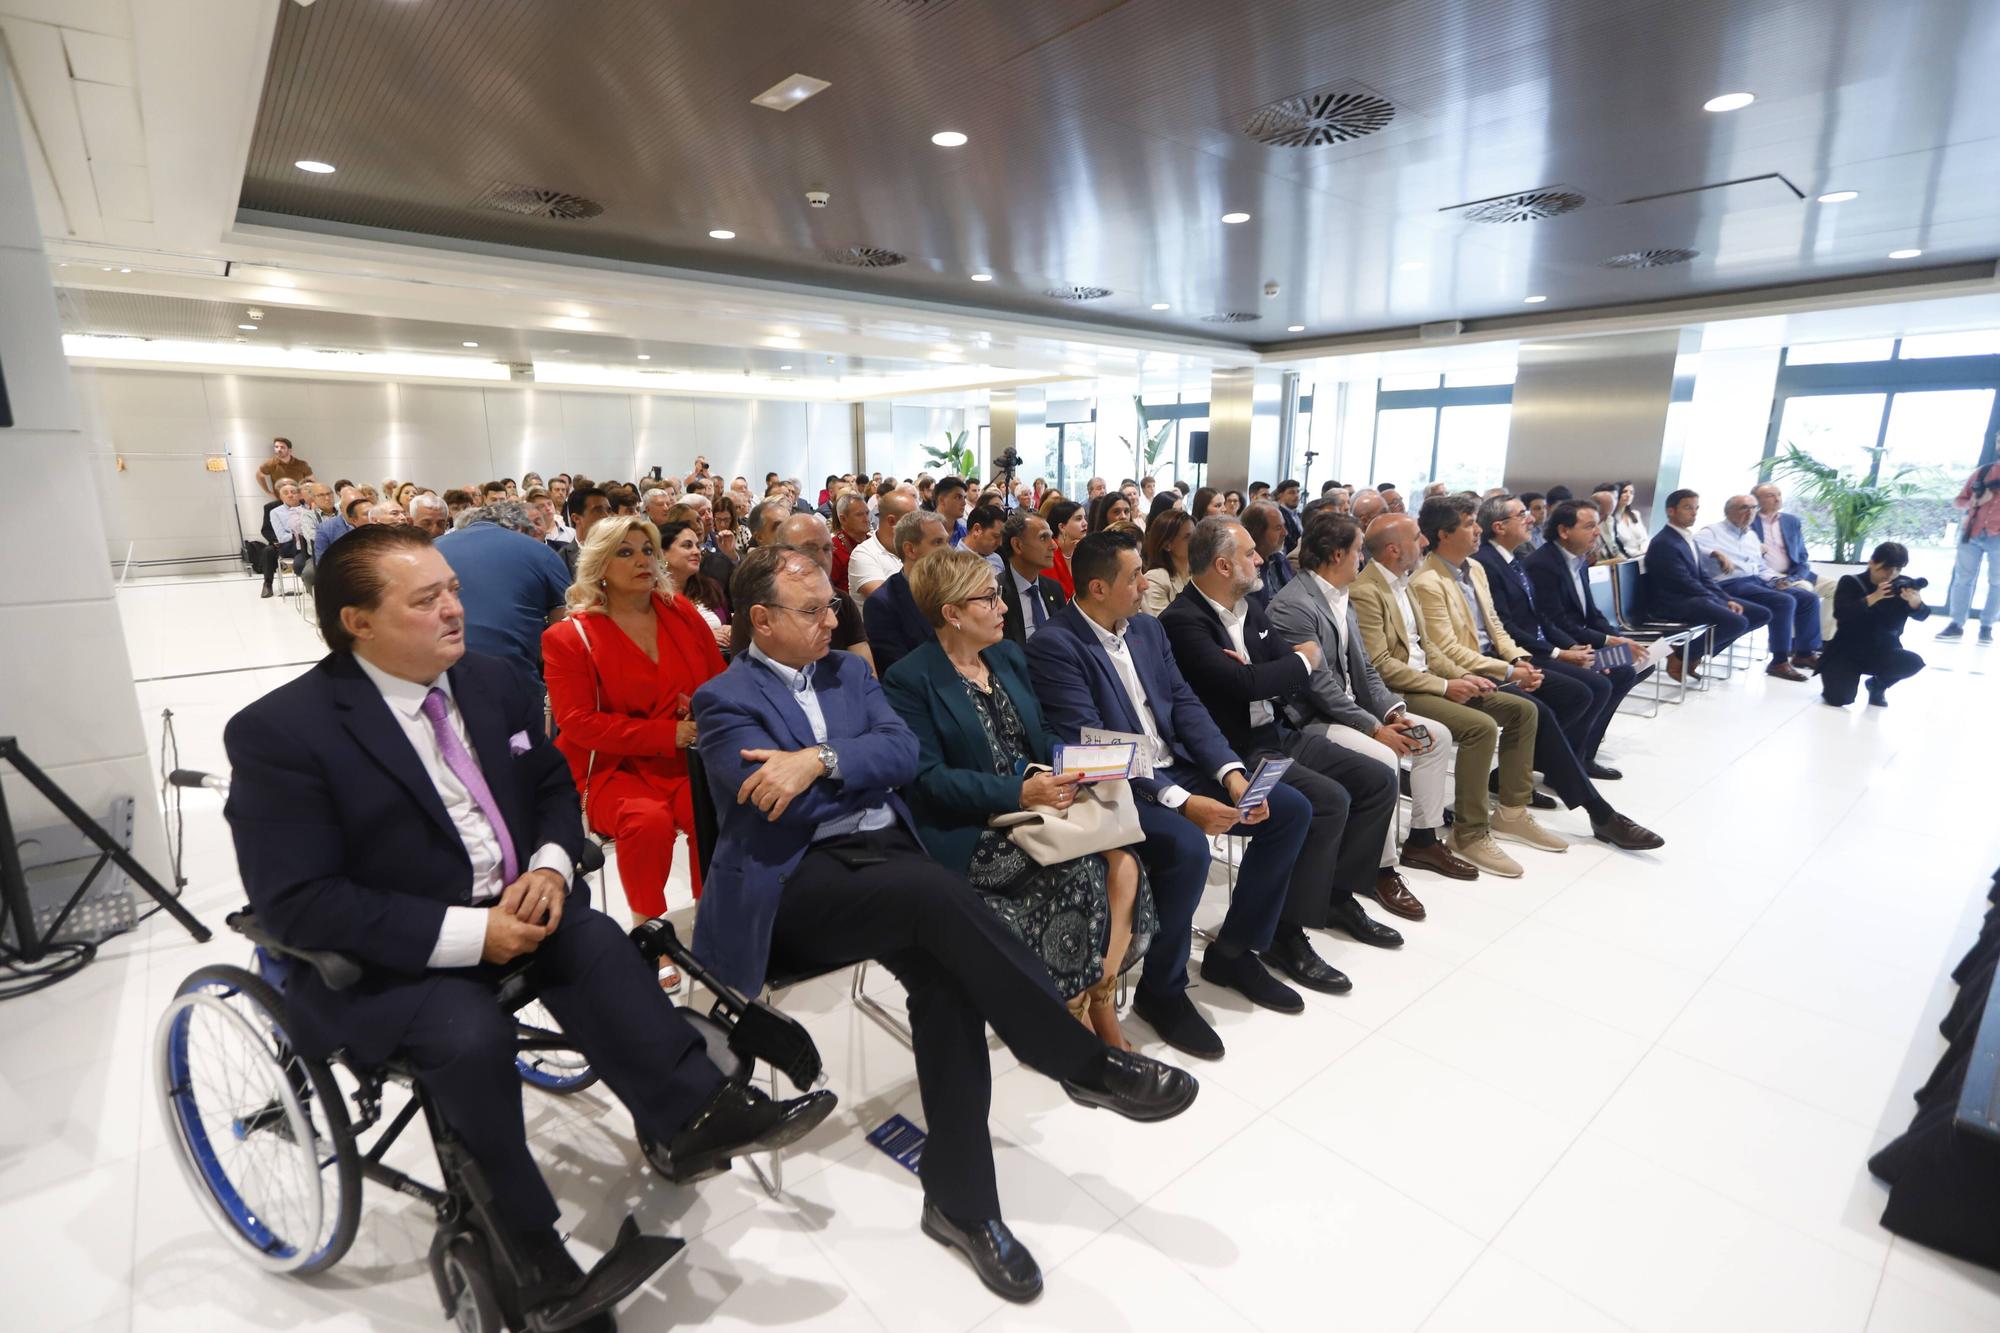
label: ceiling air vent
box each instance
[473,184,605,221]
[1046,284,1112,301]
[826,245,907,268]
[1243,89,1396,147]
[1601,247,1700,269]
[1201,312,1262,324]
[1446,188,1586,224]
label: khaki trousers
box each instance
[1400,689,1539,832]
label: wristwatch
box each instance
[815,743,840,780]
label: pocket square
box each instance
[1257,629,1269,639]
[508,729,533,755]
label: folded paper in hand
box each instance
[1079,728,1149,777]
[1594,643,1634,670]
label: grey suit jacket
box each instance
[1265,571,1404,735]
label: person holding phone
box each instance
[883,549,1155,1050]
[1822,542,1931,707]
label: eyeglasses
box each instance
[763,597,843,621]
[959,591,1004,610]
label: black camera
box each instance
[1886,574,1929,593]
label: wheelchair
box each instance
[155,774,825,1332]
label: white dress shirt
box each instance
[845,534,902,593]
[353,654,573,970]
[1078,612,1241,809]
[1194,586,1281,727]
[1696,519,1773,581]
[1565,547,1592,614]
[1312,571,1351,661]
[1388,572,1432,675]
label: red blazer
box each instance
[1048,544,1076,599]
[541,594,726,803]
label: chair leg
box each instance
[849,960,914,1049]
[745,1057,785,1199]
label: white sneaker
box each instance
[1492,805,1569,853]
[1450,830,1523,878]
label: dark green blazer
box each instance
[880,637,1058,876]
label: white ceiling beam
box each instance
[0,16,102,239]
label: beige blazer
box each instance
[1408,552,1522,680]
[1350,561,1459,697]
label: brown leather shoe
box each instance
[1666,653,1688,683]
[1400,839,1479,882]
[1766,661,1809,682]
[1791,652,1821,670]
[1369,869,1428,921]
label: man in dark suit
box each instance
[998,510,1069,643]
[1243,500,1296,612]
[1026,530,1316,1061]
[222,526,833,1326]
[1528,500,1639,655]
[863,509,948,674]
[691,545,1196,1302]
[1643,489,1769,680]
[1472,494,1637,778]
[1159,518,1407,970]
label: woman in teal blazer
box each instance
[882,548,1154,1049]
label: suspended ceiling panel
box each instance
[235,0,2000,345]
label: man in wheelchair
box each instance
[221,526,835,1329]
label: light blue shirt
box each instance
[1696,519,1775,582]
[1566,547,1591,614]
[744,643,897,843]
[1011,565,1051,636]
[1447,558,1495,653]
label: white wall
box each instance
[72,367,869,561]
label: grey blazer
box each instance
[1266,571,1404,734]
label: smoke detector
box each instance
[806,190,830,209]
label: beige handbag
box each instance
[988,777,1143,867]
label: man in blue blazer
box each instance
[1026,530,1313,1062]
[1750,483,1816,584]
[861,510,948,674]
[223,526,832,1324]
[1472,494,1637,776]
[1642,489,1770,679]
[691,545,1196,1302]
[1528,500,1654,660]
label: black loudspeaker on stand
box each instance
[1186,430,1209,465]
[1,736,210,994]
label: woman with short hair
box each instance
[882,549,1154,1049]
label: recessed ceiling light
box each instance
[294,159,336,174]
[930,130,968,148]
[462,341,479,348]
[636,354,651,360]
[567,307,590,318]
[1816,190,1859,204]
[246,308,264,319]
[970,272,993,282]
[708,228,736,240]
[1398,260,1426,272]
[1524,295,1548,304]
[1702,92,1755,113]
[1889,248,1923,259]
[751,73,831,112]
[1151,303,1170,311]
[101,266,113,272]
[238,324,259,331]
[1221,211,1252,225]
[119,267,131,273]
[1286,324,1306,333]
[780,364,793,371]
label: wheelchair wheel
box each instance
[513,997,598,1094]
[155,963,361,1275]
[432,1227,506,1333]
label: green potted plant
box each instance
[1765,442,1946,565]
[923,429,977,480]
[1116,396,1174,485]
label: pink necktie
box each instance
[419,687,519,884]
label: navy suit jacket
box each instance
[1750,512,1815,583]
[1025,603,1240,804]
[1472,545,1562,655]
[863,571,933,677]
[691,648,919,994]
[1157,583,1310,760]
[880,638,1057,877]
[221,650,585,1055]
[1526,541,1617,648]
[1643,528,1729,607]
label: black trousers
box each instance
[767,826,1103,1221]
[1821,645,1926,705]
[1498,683,1602,813]
[400,900,724,1236]
[1248,727,1398,925]
[1527,656,1637,762]
[255,539,304,587]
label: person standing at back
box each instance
[436,501,572,681]
[1937,459,2000,642]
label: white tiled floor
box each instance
[6,571,2000,1331]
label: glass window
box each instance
[1896,330,2000,360]
[1176,416,1208,486]
[1370,407,1436,491]
[1443,366,1517,388]
[1378,372,1443,392]
[1784,338,1897,366]
[1879,389,1994,591]
[1433,404,1511,492]
[1772,393,1887,480]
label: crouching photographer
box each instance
[1822,541,1930,708]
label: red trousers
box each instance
[586,769,701,916]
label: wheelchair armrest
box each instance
[577,839,606,876]
[628,916,825,1091]
[227,909,366,992]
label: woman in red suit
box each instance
[542,514,725,936]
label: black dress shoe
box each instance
[1490,770,1559,809]
[1323,896,1403,949]
[1260,927,1352,995]
[1062,1048,1200,1120]
[1585,760,1623,781]
[1590,812,1666,852]
[652,1081,838,1181]
[1199,947,1304,1013]
[921,1203,1043,1303]
[509,1227,588,1313]
[1131,988,1224,1060]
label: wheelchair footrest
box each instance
[526,1216,685,1333]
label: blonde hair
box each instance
[565,515,665,614]
[906,547,999,628]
